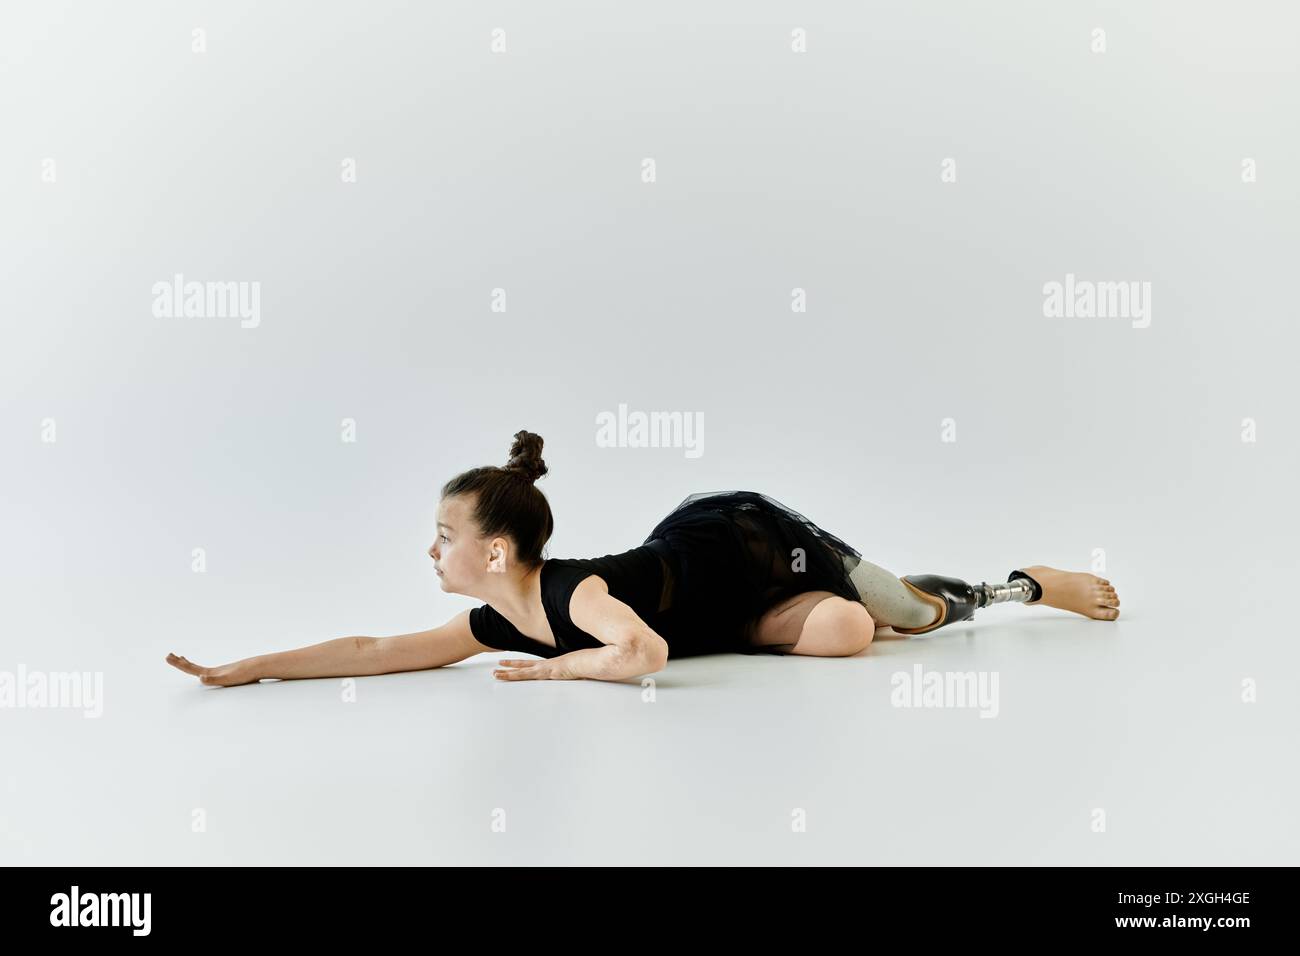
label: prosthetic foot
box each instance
[891,569,1045,635]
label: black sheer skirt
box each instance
[640,490,865,657]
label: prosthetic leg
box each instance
[891,569,1045,635]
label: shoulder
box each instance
[543,561,613,634]
[541,557,662,649]
[543,559,608,620]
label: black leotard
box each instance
[468,490,864,659]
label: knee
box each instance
[811,598,875,656]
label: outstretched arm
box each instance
[167,609,486,686]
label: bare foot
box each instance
[1016,566,1120,621]
[166,653,260,687]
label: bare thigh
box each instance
[747,591,876,657]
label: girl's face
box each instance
[429,495,500,593]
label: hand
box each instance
[166,653,260,687]
[493,658,579,681]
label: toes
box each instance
[1094,585,1120,607]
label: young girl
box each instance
[167,430,1120,686]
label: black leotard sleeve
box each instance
[468,604,561,658]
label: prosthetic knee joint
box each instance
[892,569,1045,635]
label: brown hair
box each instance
[440,430,553,570]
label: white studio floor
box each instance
[4,561,1295,867]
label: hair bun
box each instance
[504,430,548,483]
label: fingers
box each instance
[166,653,208,677]
[168,654,247,688]
[494,659,541,680]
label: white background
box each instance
[2,1,1297,864]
